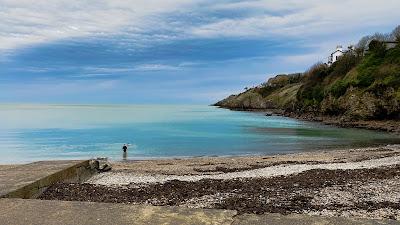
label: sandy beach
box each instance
[40,145,400,221]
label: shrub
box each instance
[312,85,324,102]
[287,73,302,84]
[383,74,400,87]
[330,80,348,98]
[297,84,324,104]
[257,86,276,97]
[330,53,360,77]
[396,88,400,101]
[375,64,400,88]
[355,51,385,88]
[384,45,400,64]
[303,63,329,82]
[356,70,375,87]
[368,40,386,57]
[367,81,389,97]
[266,74,290,87]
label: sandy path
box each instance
[87,155,400,186]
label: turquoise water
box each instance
[0,104,399,164]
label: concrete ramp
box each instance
[0,160,96,198]
[0,198,398,225]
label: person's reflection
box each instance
[123,151,128,160]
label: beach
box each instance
[40,145,400,221]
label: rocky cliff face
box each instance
[215,42,400,123]
[320,87,400,120]
[214,90,275,110]
[214,74,302,111]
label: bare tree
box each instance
[370,32,389,42]
[391,25,400,42]
[356,35,371,55]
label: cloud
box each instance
[84,63,185,73]
[0,0,197,50]
[133,64,181,71]
[190,0,400,38]
[67,63,188,78]
[2,0,399,52]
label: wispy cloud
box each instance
[190,0,400,38]
[0,0,196,50]
[83,63,187,74]
[68,63,189,78]
[1,0,399,52]
[133,64,181,71]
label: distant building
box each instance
[364,40,399,53]
[384,41,399,49]
[328,45,345,65]
[327,45,355,66]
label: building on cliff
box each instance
[365,40,399,53]
[327,45,355,66]
[328,45,345,65]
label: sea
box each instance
[0,104,399,164]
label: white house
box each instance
[328,45,345,65]
[327,45,356,65]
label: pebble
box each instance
[86,155,400,186]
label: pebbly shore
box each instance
[39,145,400,221]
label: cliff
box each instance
[214,73,302,111]
[214,28,400,131]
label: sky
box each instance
[0,0,399,104]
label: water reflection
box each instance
[123,151,127,160]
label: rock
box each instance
[96,157,112,172]
[89,159,100,170]
[100,164,112,172]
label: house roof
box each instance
[330,49,345,56]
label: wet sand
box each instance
[40,145,400,221]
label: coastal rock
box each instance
[96,157,112,172]
[214,90,274,109]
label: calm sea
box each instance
[0,104,399,164]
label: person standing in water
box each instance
[122,144,128,152]
[122,144,128,160]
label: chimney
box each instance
[336,45,343,51]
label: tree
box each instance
[368,40,386,57]
[304,62,328,81]
[391,25,400,42]
[356,35,371,55]
[370,32,389,42]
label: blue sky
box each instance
[0,0,399,104]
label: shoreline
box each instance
[40,145,400,220]
[2,143,399,166]
[214,106,400,134]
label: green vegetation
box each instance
[258,73,301,97]
[215,25,400,120]
[294,26,400,119]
